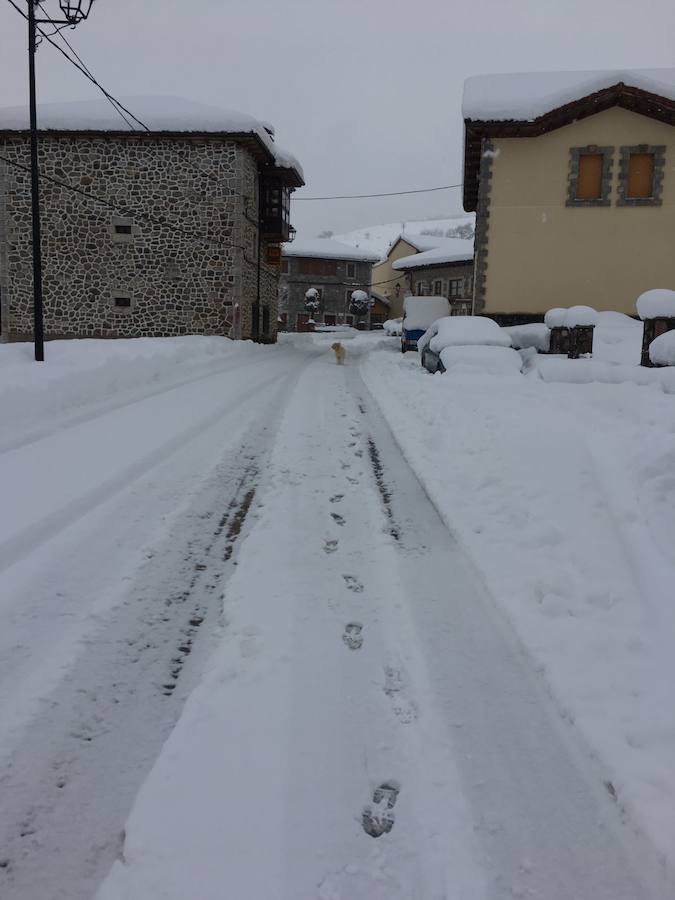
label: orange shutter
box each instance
[576,153,603,200]
[627,153,654,199]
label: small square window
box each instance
[617,145,665,207]
[114,224,133,235]
[111,216,136,242]
[566,146,613,207]
[347,262,356,279]
[113,295,131,308]
[449,278,464,298]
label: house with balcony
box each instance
[463,69,675,322]
[0,97,304,343]
[392,239,474,315]
[279,238,379,330]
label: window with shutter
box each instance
[566,146,613,207]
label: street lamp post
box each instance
[27,0,95,362]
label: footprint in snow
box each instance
[330,494,344,503]
[343,575,364,593]
[342,622,364,650]
[362,782,400,838]
[324,539,339,554]
[384,663,418,724]
[331,513,346,526]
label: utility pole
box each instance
[25,1,95,362]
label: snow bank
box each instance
[362,346,675,873]
[439,345,522,375]
[384,318,403,336]
[505,323,550,352]
[564,305,598,328]
[535,356,675,393]
[419,315,511,354]
[649,330,675,366]
[636,289,675,320]
[0,336,260,441]
[402,297,450,332]
[593,312,643,366]
[544,308,567,329]
[463,68,675,121]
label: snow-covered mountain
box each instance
[327,214,475,259]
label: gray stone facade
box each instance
[0,134,284,343]
[402,261,474,313]
[279,257,374,329]
[472,138,494,314]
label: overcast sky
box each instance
[1,0,674,238]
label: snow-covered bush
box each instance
[418,315,512,354]
[564,305,598,328]
[649,330,675,366]
[349,290,371,316]
[383,318,403,336]
[637,288,675,320]
[304,288,321,312]
[505,323,550,352]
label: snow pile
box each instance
[544,308,567,329]
[463,68,675,121]
[392,239,474,271]
[505,323,550,352]
[402,297,450,332]
[593,312,643,366]
[0,336,259,443]
[564,305,598,328]
[439,345,522,375]
[363,345,675,872]
[0,96,303,178]
[649,330,675,366]
[419,315,511,354]
[636,288,675,320]
[384,318,403,336]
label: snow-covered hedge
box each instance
[636,288,675,320]
[649,329,675,366]
[439,345,523,375]
[418,315,512,354]
[505,323,550,352]
[564,305,598,328]
[544,308,567,329]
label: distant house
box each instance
[279,239,379,330]
[371,232,458,318]
[392,239,474,315]
[463,69,675,322]
[0,97,304,343]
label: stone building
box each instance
[0,97,303,343]
[279,239,379,330]
[392,240,474,315]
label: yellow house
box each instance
[372,233,451,318]
[463,69,675,323]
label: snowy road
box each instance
[0,336,670,899]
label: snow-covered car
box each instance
[418,315,521,375]
[401,296,450,352]
[383,317,403,336]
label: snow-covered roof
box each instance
[0,96,303,181]
[399,232,453,253]
[283,238,379,262]
[331,215,475,260]
[393,239,474,271]
[463,68,675,122]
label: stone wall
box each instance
[279,258,374,328]
[0,134,277,342]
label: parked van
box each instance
[401,296,450,352]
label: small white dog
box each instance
[331,341,346,365]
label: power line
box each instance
[294,183,463,201]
